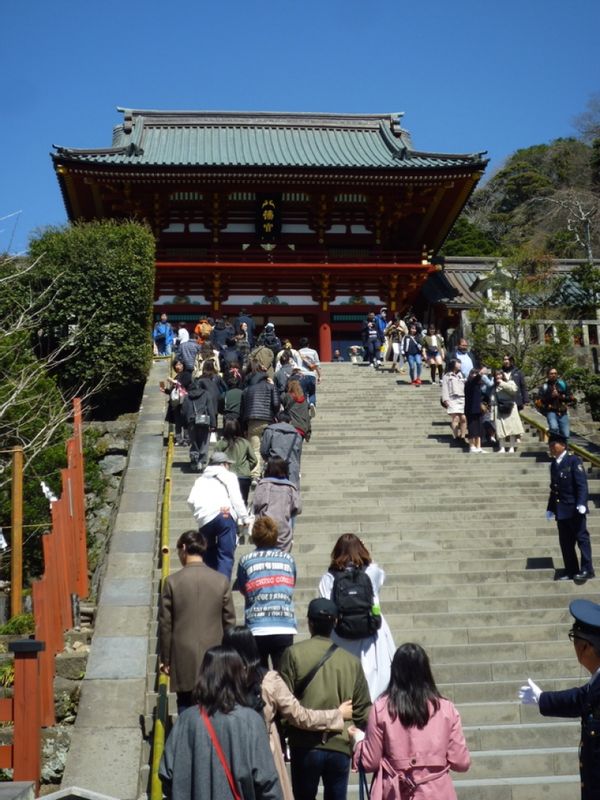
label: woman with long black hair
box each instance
[464,367,492,454]
[159,645,282,800]
[223,626,351,800]
[349,643,470,799]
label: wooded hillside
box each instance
[443,95,600,260]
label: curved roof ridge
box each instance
[116,107,406,130]
[410,148,488,162]
[52,108,487,170]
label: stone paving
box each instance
[62,359,600,800]
[61,360,168,800]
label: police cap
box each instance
[548,432,568,445]
[570,599,600,639]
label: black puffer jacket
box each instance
[241,374,280,423]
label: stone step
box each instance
[281,558,561,578]
[152,358,599,800]
[290,571,565,590]
[463,746,575,779]
[433,657,578,684]
[463,722,579,752]
[440,678,579,705]
[453,775,579,800]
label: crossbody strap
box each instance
[296,644,338,698]
[358,764,371,800]
[200,708,241,800]
[212,473,233,504]
[285,432,300,463]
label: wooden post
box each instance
[10,640,44,791]
[11,446,24,618]
[33,578,56,727]
[318,310,332,362]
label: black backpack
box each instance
[331,566,382,640]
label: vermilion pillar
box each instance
[318,310,332,362]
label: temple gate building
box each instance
[52,109,488,359]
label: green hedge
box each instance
[29,220,156,411]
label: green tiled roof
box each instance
[52,109,487,171]
[425,259,600,310]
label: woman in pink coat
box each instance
[349,643,470,799]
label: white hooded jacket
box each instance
[187,465,248,528]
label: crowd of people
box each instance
[156,311,473,799]
[159,523,472,800]
[357,307,577,457]
[438,339,577,456]
[155,309,594,800]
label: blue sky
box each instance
[2,0,598,253]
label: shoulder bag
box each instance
[296,643,338,698]
[200,707,242,800]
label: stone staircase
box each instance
[147,362,600,800]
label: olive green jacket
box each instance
[279,635,371,755]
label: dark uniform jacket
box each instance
[547,453,589,521]
[539,675,600,800]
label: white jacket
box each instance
[187,466,248,528]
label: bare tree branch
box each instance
[0,255,107,489]
[533,189,600,262]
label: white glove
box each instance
[545,510,555,521]
[349,728,365,751]
[577,505,587,515]
[518,678,542,704]
[239,514,255,534]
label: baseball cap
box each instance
[209,452,235,465]
[307,598,338,620]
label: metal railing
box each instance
[150,432,174,800]
[520,408,600,469]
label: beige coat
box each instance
[261,670,344,800]
[491,379,525,438]
[159,562,236,693]
[441,371,465,414]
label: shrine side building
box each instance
[52,109,488,359]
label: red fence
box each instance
[0,641,44,789]
[2,398,87,788]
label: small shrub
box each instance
[0,663,14,689]
[0,613,35,635]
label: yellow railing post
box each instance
[150,432,174,800]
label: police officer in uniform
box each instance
[546,432,595,582]
[519,599,600,800]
